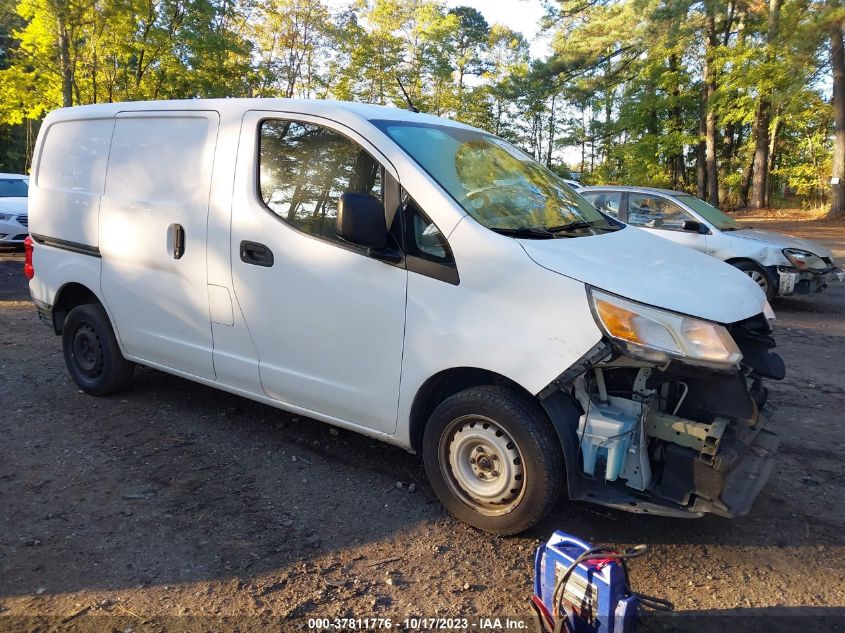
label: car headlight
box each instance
[783,248,827,271]
[0,213,13,221]
[588,288,743,368]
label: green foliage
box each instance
[0,0,836,201]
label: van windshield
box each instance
[0,178,28,198]
[371,120,619,238]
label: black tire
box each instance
[732,260,776,301]
[422,385,564,535]
[62,303,134,395]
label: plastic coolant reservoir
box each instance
[578,403,636,481]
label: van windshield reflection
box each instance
[370,120,619,238]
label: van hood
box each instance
[730,228,833,258]
[519,227,765,324]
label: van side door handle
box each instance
[240,241,274,267]
[168,223,185,259]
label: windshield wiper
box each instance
[547,220,593,233]
[490,226,555,239]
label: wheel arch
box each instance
[51,282,104,334]
[725,257,777,297]
[408,367,538,453]
[725,256,764,267]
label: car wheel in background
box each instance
[732,260,776,301]
[62,303,134,396]
[422,385,564,535]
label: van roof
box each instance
[43,98,478,131]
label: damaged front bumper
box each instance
[651,404,779,518]
[773,263,844,296]
[540,313,784,519]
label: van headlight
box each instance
[783,248,826,271]
[588,288,743,368]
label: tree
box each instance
[703,0,720,206]
[251,0,330,98]
[0,0,836,206]
[479,24,529,134]
[751,0,782,209]
[829,0,845,218]
[448,5,488,114]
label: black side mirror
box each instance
[336,192,387,250]
[682,220,709,234]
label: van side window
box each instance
[404,196,458,284]
[626,193,695,230]
[406,199,451,263]
[582,191,621,219]
[259,120,383,246]
[38,119,114,193]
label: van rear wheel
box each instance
[62,303,134,396]
[422,386,563,535]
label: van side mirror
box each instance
[336,192,388,250]
[682,220,709,234]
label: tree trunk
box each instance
[765,115,780,206]
[457,66,465,116]
[751,101,770,209]
[546,93,556,168]
[696,96,707,199]
[57,12,73,107]
[705,108,718,206]
[495,99,502,136]
[581,108,586,173]
[751,0,781,209]
[604,63,613,164]
[739,152,755,207]
[704,4,719,206]
[830,13,845,219]
[668,55,684,190]
[719,122,735,203]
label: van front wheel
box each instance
[422,386,564,535]
[62,303,134,396]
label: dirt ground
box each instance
[1,217,845,632]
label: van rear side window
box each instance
[38,119,114,193]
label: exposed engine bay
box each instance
[541,312,783,518]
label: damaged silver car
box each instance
[580,185,844,300]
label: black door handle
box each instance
[240,241,274,267]
[169,223,185,259]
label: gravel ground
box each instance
[1,219,844,632]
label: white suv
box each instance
[27,99,782,534]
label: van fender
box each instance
[27,247,125,351]
[29,246,101,310]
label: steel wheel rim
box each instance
[439,414,526,517]
[745,270,769,293]
[72,323,103,377]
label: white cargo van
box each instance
[27,99,783,534]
